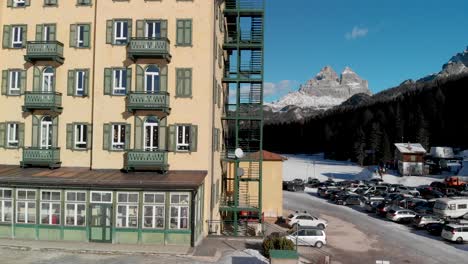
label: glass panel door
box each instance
[90,204,112,243]
[144,123,159,151]
[145,22,161,39]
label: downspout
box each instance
[90,0,99,169]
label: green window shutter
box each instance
[25,0,31,6]
[83,24,90,48]
[0,123,5,148]
[161,20,168,38]
[127,20,133,42]
[35,24,44,41]
[67,70,75,96]
[7,0,13,8]
[21,25,27,48]
[184,20,192,45]
[52,116,58,147]
[106,20,113,44]
[176,69,183,96]
[134,116,143,150]
[66,124,73,149]
[51,67,56,91]
[124,124,131,150]
[190,125,198,152]
[103,68,111,95]
[176,20,184,45]
[69,24,77,47]
[103,124,110,150]
[3,25,11,49]
[126,68,132,93]
[136,65,144,92]
[217,84,221,108]
[1,70,7,95]
[168,125,175,152]
[136,20,144,38]
[160,65,167,92]
[84,69,89,96]
[33,67,41,91]
[49,24,56,41]
[159,125,167,151]
[18,123,25,148]
[213,82,217,105]
[20,70,26,94]
[86,124,92,150]
[31,115,39,147]
[184,69,192,97]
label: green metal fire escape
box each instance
[220,0,264,236]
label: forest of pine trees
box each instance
[264,74,468,165]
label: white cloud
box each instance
[345,26,369,40]
[264,80,298,97]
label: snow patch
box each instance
[266,92,345,112]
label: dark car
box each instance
[337,195,361,206]
[430,181,447,189]
[376,201,391,217]
[426,223,444,236]
[285,179,305,192]
[307,178,321,187]
[414,201,435,214]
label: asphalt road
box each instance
[284,189,468,264]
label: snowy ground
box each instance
[282,153,450,187]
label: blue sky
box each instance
[264,0,468,102]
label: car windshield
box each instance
[443,226,455,232]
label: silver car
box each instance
[412,214,443,228]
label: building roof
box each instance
[249,150,287,161]
[394,143,427,154]
[0,166,206,191]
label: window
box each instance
[74,124,87,149]
[8,70,21,95]
[145,21,161,39]
[176,19,192,46]
[42,67,55,92]
[44,0,58,6]
[213,128,220,152]
[0,189,13,223]
[12,26,23,48]
[175,68,192,97]
[40,116,53,149]
[116,192,138,228]
[113,69,127,95]
[16,189,36,224]
[77,25,85,47]
[410,155,416,162]
[77,0,91,5]
[76,70,86,96]
[7,123,19,148]
[70,24,90,48]
[170,193,189,229]
[143,193,165,229]
[458,204,467,210]
[66,123,91,150]
[144,117,159,151]
[67,69,89,97]
[65,191,86,226]
[40,190,61,225]
[449,204,456,210]
[13,0,26,7]
[114,20,129,45]
[112,124,126,150]
[90,191,112,203]
[145,65,160,93]
[176,125,190,151]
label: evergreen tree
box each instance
[353,128,366,166]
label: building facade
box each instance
[0,0,266,246]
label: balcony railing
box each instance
[21,147,61,169]
[24,41,65,64]
[127,38,171,62]
[219,193,259,210]
[22,91,62,113]
[225,0,264,12]
[124,150,169,172]
[126,91,170,114]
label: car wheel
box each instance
[456,237,463,244]
[318,224,325,230]
[343,201,347,206]
[314,241,324,248]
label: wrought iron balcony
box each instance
[124,150,169,172]
[126,91,170,114]
[127,38,171,62]
[24,41,65,64]
[21,147,61,169]
[22,91,62,113]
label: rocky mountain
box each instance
[417,46,468,82]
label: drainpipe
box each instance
[89,0,99,169]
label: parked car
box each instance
[307,178,321,187]
[412,215,443,228]
[286,227,327,248]
[430,181,447,189]
[284,179,306,192]
[386,209,417,223]
[441,224,468,243]
[433,197,468,218]
[287,213,328,230]
[318,187,338,198]
[425,222,444,236]
[376,202,396,217]
[364,185,389,196]
[364,197,385,212]
[414,201,435,214]
[336,194,361,206]
[389,184,404,193]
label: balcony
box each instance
[127,38,171,62]
[22,91,63,113]
[24,41,65,64]
[20,147,61,169]
[124,150,169,172]
[224,0,264,15]
[126,91,170,114]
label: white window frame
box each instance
[142,192,165,229]
[0,188,13,223]
[43,25,50,41]
[65,190,86,226]
[176,125,190,151]
[169,193,190,230]
[74,124,87,149]
[40,190,61,225]
[11,26,23,48]
[16,189,36,224]
[111,124,125,150]
[114,20,128,44]
[14,0,26,7]
[116,192,139,228]
[145,21,160,39]
[145,67,160,93]
[112,69,126,95]
[9,70,21,94]
[42,68,54,92]
[7,123,19,148]
[144,121,159,151]
[75,70,85,96]
[40,117,53,149]
[90,191,113,204]
[76,25,84,47]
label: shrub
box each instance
[262,235,295,258]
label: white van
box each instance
[433,197,468,218]
[441,224,468,243]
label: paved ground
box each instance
[284,189,468,264]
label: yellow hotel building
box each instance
[0,0,265,246]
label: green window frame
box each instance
[116,192,139,228]
[67,69,90,97]
[0,122,24,149]
[70,24,91,48]
[65,190,86,226]
[66,123,92,151]
[168,124,197,153]
[176,19,192,46]
[102,123,131,151]
[2,24,27,49]
[1,69,26,96]
[175,68,192,98]
[76,0,91,6]
[106,19,132,45]
[142,192,165,229]
[16,189,37,224]
[44,0,58,6]
[0,188,13,223]
[7,0,31,8]
[169,193,190,230]
[40,190,61,225]
[103,67,131,96]
[35,24,56,41]
[213,128,220,152]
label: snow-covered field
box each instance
[282,153,449,187]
